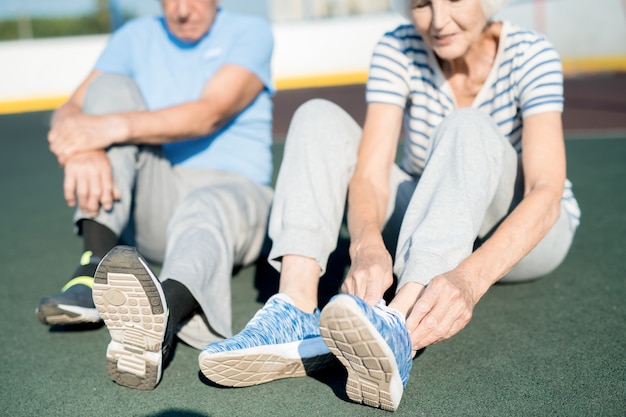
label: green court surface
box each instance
[0,108,624,416]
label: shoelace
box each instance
[373,299,406,327]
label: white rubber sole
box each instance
[92,246,168,390]
[199,337,335,387]
[320,296,404,411]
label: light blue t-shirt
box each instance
[94,9,275,185]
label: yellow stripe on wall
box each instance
[562,56,626,74]
[1,57,624,115]
[275,71,369,90]
[0,96,66,115]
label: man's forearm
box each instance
[122,100,222,145]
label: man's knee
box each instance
[84,73,147,115]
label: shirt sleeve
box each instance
[366,29,411,108]
[93,20,139,76]
[516,36,564,118]
[222,17,274,94]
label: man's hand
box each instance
[63,150,120,217]
[405,270,478,350]
[49,113,128,165]
[342,243,394,305]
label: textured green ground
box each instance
[0,111,624,416]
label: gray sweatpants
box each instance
[76,74,273,348]
[268,99,577,289]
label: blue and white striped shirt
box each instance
[366,21,580,227]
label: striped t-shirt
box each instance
[366,21,580,228]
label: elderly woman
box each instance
[199,0,580,411]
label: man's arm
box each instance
[48,64,265,165]
[123,64,264,143]
[48,70,121,214]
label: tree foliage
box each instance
[0,0,133,40]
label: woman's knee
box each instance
[442,108,494,129]
[429,108,513,168]
[291,99,361,138]
[284,99,362,166]
[293,98,349,122]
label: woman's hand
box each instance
[405,269,478,350]
[343,242,394,305]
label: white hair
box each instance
[481,0,508,18]
[391,0,508,20]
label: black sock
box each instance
[68,220,118,281]
[71,263,99,282]
[80,219,118,260]
[162,279,200,328]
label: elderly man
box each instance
[37,0,274,390]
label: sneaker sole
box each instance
[198,339,336,387]
[320,296,403,411]
[92,246,167,390]
[36,303,101,325]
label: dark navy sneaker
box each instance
[93,246,172,390]
[199,293,336,387]
[320,294,413,411]
[36,251,102,325]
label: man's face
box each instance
[161,0,220,43]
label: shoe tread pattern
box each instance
[320,301,400,411]
[93,246,166,390]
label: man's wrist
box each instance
[102,113,133,146]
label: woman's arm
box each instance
[400,111,566,350]
[343,102,404,304]
[464,111,566,293]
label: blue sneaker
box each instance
[92,246,172,390]
[319,294,412,411]
[199,294,336,387]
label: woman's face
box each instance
[409,0,489,61]
[161,0,220,43]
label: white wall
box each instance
[497,0,626,57]
[0,0,624,113]
[272,13,404,84]
[0,35,107,103]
